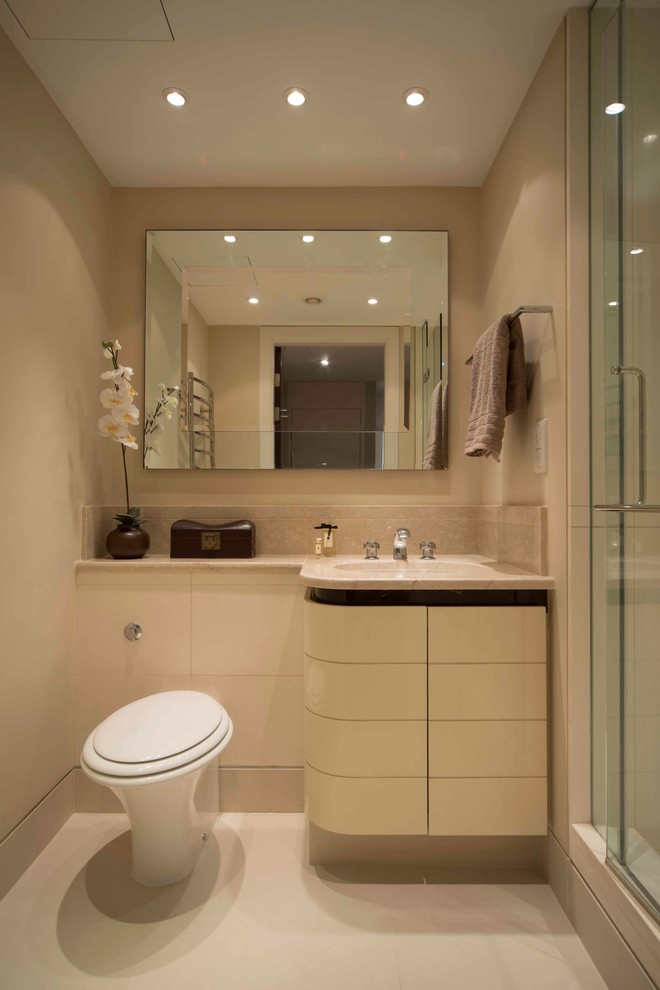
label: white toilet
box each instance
[81,691,233,886]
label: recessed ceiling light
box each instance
[302,234,315,243]
[379,234,392,243]
[402,87,429,107]
[224,234,237,243]
[630,247,644,255]
[605,102,625,115]
[304,297,322,305]
[368,298,378,305]
[283,87,307,107]
[320,358,329,366]
[247,297,259,304]
[643,133,658,144]
[608,301,618,307]
[162,87,187,108]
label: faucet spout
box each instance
[393,528,411,561]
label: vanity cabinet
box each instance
[304,596,547,837]
[304,603,428,834]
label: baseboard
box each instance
[548,827,658,989]
[0,771,74,900]
[309,823,547,875]
[73,766,304,813]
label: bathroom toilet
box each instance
[81,691,233,886]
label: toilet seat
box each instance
[81,691,232,780]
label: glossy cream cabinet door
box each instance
[305,765,427,835]
[304,600,426,664]
[303,600,427,835]
[428,606,547,837]
[428,605,546,664]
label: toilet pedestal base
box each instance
[112,766,216,886]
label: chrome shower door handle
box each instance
[611,365,646,505]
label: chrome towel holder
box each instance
[465,306,553,365]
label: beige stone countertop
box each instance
[299,554,554,590]
[75,554,306,574]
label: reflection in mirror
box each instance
[144,230,448,469]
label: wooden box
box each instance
[170,519,256,559]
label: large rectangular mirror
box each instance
[144,229,448,469]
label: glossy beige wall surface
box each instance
[0,27,112,838]
[479,24,569,848]
[111,187,481,505]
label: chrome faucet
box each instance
[393,528,411,561]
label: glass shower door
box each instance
[591,0,660,919]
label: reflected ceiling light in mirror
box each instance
[608,301,618,307]
[643,133,658,144]
[304,297,322,305]
[224,234,237,243]
[379,234,392,243]
[367,297,378,305]
[604,102,625,115]
[402,87,428,107]
[247,296,259,304]
[302,234,315,243]
[320,358,329,366]
[162,87,187,108]
[283,87,307,107]
[630,247,644,255]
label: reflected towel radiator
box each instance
[184,372,216,469]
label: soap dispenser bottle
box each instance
[314,522,338,557]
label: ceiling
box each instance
[0,0,587,187]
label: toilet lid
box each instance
[93,691,225,764]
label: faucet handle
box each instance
[363,540,380,560]
[419,540,436,560]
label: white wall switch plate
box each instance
[534,418,548,474]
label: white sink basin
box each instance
[299,554,554,590]
[333,557,475,572]
[334,561,444,572]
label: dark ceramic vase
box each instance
[106,523,150,560]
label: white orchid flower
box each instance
[114,339,122,351]
[102,347,113,359]
[118,366,134,379]
[111,404,140,426]
[98,415,129,439]
[100,387,130,409]
[151,442,162,456]
[116,432,138,450]
[100,368,124,381]
[117,381,138,399]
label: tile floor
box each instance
[0,813,607,989]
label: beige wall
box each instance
[145,246,182,467]
[208,325,260,431]
[111,187,482,505]
[185,302,209,385]
[0,27,112,838]
[479,23,569,849]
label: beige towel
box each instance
[464,314,527,461]
[423,381,448,469]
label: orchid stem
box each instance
[121,443,130,515]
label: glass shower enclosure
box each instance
[590,0,660,918]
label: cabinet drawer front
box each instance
[428,606,546,664]
[429,721,547,777]
[429,778,547,835]
[305,764,427,835]
[304,656,426,720]
[304,600,426,664]
[305,710,426,777]
[429,664,546,720]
